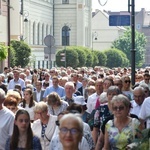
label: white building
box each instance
[0,0,92,70]
[92,10,126,51]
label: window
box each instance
[62,0,69,4]
[62,26,70,46]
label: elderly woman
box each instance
[32,101,57,150]
[103,94,140,150]
[59,113,89,150]
[47,92,69,115]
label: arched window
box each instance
[62,26,70,46]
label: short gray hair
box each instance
[111,94,131,108]
[59,113,83,134]
[34,101,48,112]
[0,88,6,100]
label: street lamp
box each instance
[62,24,71,67]
[92,31,98,51]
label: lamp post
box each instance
[92,31,98,52]
[7,0,10,67]
[62,25,71,68]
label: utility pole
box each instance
[128,0,135,86]
[7,0,10,67]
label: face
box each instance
[59,118,82,149]
[95,80,103,93]
[52,79,59,87]
[15,114,30,133]
[114,80,122,90]
[112,101,129,118]
[44,74,50,81]
[107,91,118,102]
[103,80,112,90]
[6,105,17,113]
[123,77,131,89]
[144,76,150,84]
[24,91,32,101]
[14,72,19,79]
[36,83,42,91]
[34,110,48,121]
[133,90,145,105]
[65,85,74,96]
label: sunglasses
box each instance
[112,106,125,111]
[124,80,131,83]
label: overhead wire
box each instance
[98,0,108,6]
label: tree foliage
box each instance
[112,28,147,67]
[93,50,107,66]
[0,44,8,61]
[56,48,79,68]
[10,40,31,67]
[103,48,129,68]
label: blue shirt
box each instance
[43,85,65,98]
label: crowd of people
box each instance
[0,65,150,150]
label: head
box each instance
[59,113,83,149]
[103,77,114,92]
[52,76,59,88]
[44,72,50,81]
[34,101,49,121]
[143,73,150,84]
[13,69,20,80]
[121,75,131,90]
[0,88,5,107]
[111,94,131,118]
[64,82,75,98]
[11,109,32,149]
[47,92,61,107]
[95,79,103,95]
[107,86,122,102]
[139,83,150,98]
[35,81,42,92]
[4,96,18,113]
[113,77,123,91]
[133,86,145,106]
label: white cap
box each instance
[74,96,86,106]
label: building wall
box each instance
[92,10,125,51]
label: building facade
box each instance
[0,0,92,70]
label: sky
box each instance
[92,0,150,12]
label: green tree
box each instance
[71,46,86,67]
[93,50,107,66]
[112,28,147,67]
[103,48,129,68]
[11,40,31,67]
[0,44,7,61]
[10,46,16,67]
[56,48,79,68]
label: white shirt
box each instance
[130,100,142,117]
[7,78,25,90]
[0,106,15,150]
[18,102,37,120]
[86,92,99,113]
[36,91,41,102]
[139,97,150,128]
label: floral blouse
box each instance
[106,118,140,150]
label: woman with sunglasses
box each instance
[5,109,42,150]
[103,94,140,150]
[121,75,133,101]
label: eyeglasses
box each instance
[112,106,125,111]
[50,72,54,73]
[59,127,80,135]
[124,80,131,83]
